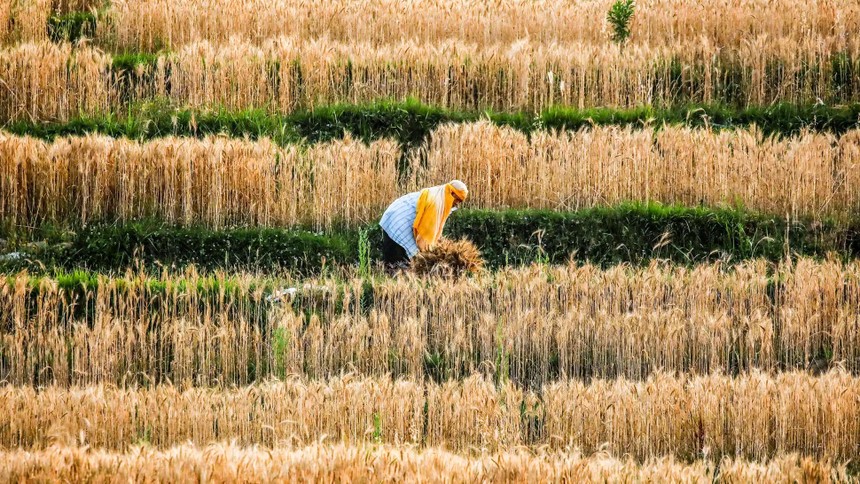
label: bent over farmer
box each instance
[379,180,468,268]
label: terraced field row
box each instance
[3,125,860,230]
[4,0,860,51]
[2,371,859,461]
[3,38,859,122]
[2,259,859,386]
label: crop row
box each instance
[3,125,860,231]
[4,0,860,53]
[101,0,860,53]
[2,39,859,123]
[0,132,399,230]
[0,444,850,482]
[2,259,859,387]
[2,371,859,460]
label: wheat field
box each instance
[2,0,860,478]
[2,259,859,387]
[2,37,858,121]
[2,126,859,230]
[0,444,850,483]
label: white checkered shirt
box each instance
[379,191,421,257]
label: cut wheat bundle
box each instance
[411,239,485,278]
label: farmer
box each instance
[379,180,468,269]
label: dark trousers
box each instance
[382,230,410,266]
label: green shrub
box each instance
[8,204,857,274]
[445,204,847,267]
[5,101,859,150]
[47,12,97,43]
[112,53,163,72]
[65,222,358,273]
[607,0,636,44]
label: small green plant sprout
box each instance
[358,227,371,278]
[272,327,290,379]
[371,412,383,444]
[495,318,510,386]
[531,229,549,266]
[607,0,636,44]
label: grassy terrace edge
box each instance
[2,204,858,274]
[4,100,860,149]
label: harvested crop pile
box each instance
[412,238,484,277]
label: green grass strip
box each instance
[4,100,860,150]
[6,268,277,296]
[3,204,858,275]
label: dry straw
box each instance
[411,238,485,278]
[2,259,859,387]
[0,371,857,460]
[97,0,860,52]
[0,444,849,482]
[3,37,859,122]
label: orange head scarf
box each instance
[412,180,468,252]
